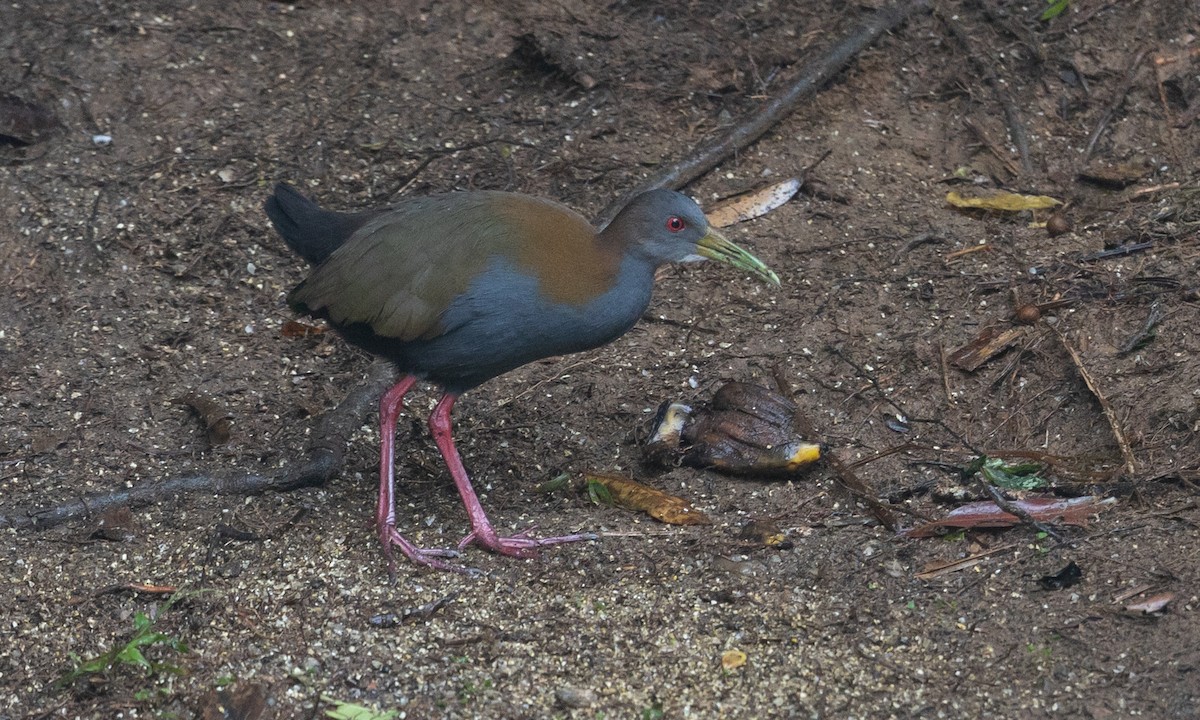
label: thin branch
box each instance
[981,484,1062,541]
[596,0,931,225]
[939,12,1033,176]
[1052,327,1137,477]
[1083,47,1151,164]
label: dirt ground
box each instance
[2,0,1199,718]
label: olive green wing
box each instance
[288,195,501,341]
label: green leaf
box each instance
[117,646,152,671]
[324,698,400,720]
[978,457,1048,490]
[1040,0,1070,20]
[54,589,201,692]
[642,705,665,720]
[586,479,614,505]
[536,473,571,493]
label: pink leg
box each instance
[376,375,463,574]
[428,393,597,558]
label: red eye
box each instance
[666,216,686,232]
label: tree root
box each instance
[596,0,932,225]
[0,362,395,531]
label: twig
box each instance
[828,344,982,454]
[1077,241,1153,262]
[596,0,932,225]
[945,244,991,261]
[1130,182,1181,196]
[495,357,595,408]
[938,341,953,403]
[825,453,904,531]
[1082,47,1151,164]
[939,13,1033,175]
[383,139,540,201]
[981,484,1061,540]
[1117,301,1166,356]
[1052,327,1137,476]
[0,362,396,531]
[963,118,1021,177]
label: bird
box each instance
[265,182,779,573]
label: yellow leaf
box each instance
[946,190,1062,212]
[586,474,711,525]
[721,649,747,671]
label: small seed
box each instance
[1046,214,1072,237]
[1014,304,1042,324]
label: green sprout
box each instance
[56,593,192,693]
[967,456,1048,491]
[586,478,614,505]
[1040,0,1070,21]
[322,696,400,720]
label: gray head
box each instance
[601,189,779,284]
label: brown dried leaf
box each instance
[87,507,138,542]
[721,649,748,671]
[947,325,1030,372]
[175,391,233,446]
[707,178,801,228]
[1125,592,1175,615]
[1078,161,1152,188]
[902,496,1116,538]
[587,474,711,525]
[200,682,271,720]
[29,428,70,455]
[711,382,797,426]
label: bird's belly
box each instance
[395,261,653,392]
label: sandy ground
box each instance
[2,1,1199,718]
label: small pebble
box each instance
[555,686,596,708]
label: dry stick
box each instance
[981,484,1062,541]
[1083,47,1151,164]
[7,3,932,533]
[596,0,932,226]
[0,362,395,531]
[963,117,1021,177]
[825,454,901,531]
[1052,327,1137,476]
[769,360,900,531]
[939,13,1033,176]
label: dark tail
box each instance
[265,183,375,265]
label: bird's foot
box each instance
[381,526,482,577]
[458,525,599,558]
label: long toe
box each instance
[384,527,481,575]
[459,528,598,557]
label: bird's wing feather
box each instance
[288,196,494,340]
[287,193,602,342]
